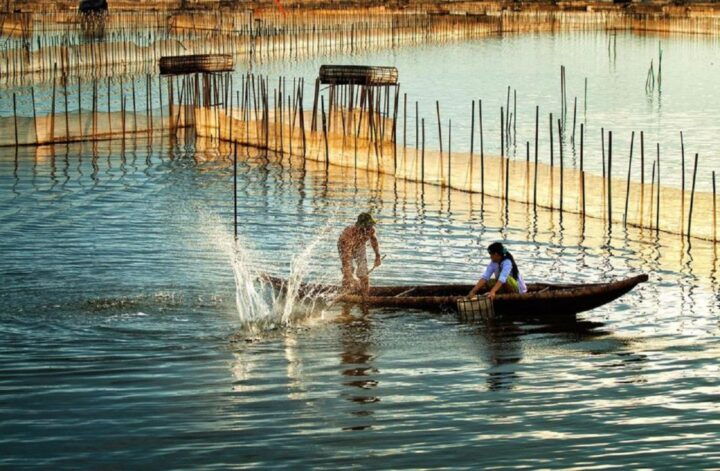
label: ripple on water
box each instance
[1,144,719,468]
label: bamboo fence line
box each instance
[199,136,720,284]
[8,133,717,284]
[3,69,719,242]
[184,72,720,243]
[204,114,719,242]
[5,8,720,84]
[1,59,160,88]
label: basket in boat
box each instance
[159,54,234,75]
[457,296,495,321]
[319,65,398,86]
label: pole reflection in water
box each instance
[2,137,720,468]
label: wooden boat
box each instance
[262,274,648,320]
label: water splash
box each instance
[278,223,338,325]
[199,210,339,332]
[230,235,275,326]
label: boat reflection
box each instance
[465,315,613,392]
[477,321,523,392]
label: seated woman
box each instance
[467,242,527,300]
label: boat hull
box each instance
[262,274,648,319]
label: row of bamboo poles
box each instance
[11,135,720,286]
[4,8,720,85]
[197,72,718,243]
[3,69,716,242]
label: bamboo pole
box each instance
[714,171,717,241]
[500,107,505,158]
[680,131,686,235]
[447,119,451,188]
[534,105,538,210]
[687,153,699,239]
[623,131,635,225]
[580,122,585,219]
[436,100,443,160]
[469,100,475,178]
[403,92,407,149]
[479,99,484,202]
[234,143,238,240]
[421,117,425,184]
[608,130,613,225]
[558,118,563,212]
[656,143,661,233]
[12,93,18,147]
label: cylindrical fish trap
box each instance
[319,65,398,86]
[159,54,234,75]
[457,296,495,321]
[79,0,108,13]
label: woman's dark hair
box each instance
[487,242,519,279]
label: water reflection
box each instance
[477,322,522,392]
[3,137,720,468]
[338,304,379,431]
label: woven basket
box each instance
[457,296,495,321]
[159,54,234,75]
[319,65,398,86]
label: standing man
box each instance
[337,212,382,295]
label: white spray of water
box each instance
[279,223,335,325]
[230,235,274,325]
[198,210,339,332]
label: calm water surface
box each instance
[252,31,720,190]
[1,141,719,468]
[5,31,720,191]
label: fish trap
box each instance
[159,54,234,75]
[319,65,398,86]
[457,296,495,321]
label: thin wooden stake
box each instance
[436,100,443,157]
[447,119,451,188]
[479,99,484,202]
[608,131,613,225]
[421,118,425,184]
[558,118,563,212]
[470,100,475,177]
[713,171,717,241]
[623,131,635,225]
[580,123,585,218]
[533,105,538,210]
[233,144,238,240]
[656,143,661,233]
[681,131,686,235]
[687,153,699,239]
[12,93,18,147]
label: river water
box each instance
[1,139,719,468]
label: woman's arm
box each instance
[467,262,495,297]
[487,260,512,300]
[467,278,487,297]
[486,279,503,300]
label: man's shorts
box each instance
[353,249,368,278]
